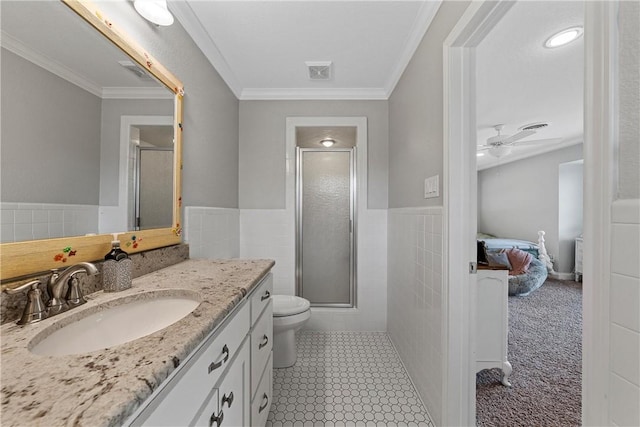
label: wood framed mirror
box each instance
[0,0,184,283]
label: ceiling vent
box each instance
[519,122,549,131]
[118,60,154,81]
[306,61,332,81]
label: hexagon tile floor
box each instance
[266,331,435,427]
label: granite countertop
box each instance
[0,258,275,427]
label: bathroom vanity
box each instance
[0,259,274,427]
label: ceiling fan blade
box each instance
[512,137,563,146]
[477,146,492,151]
[502,129,536,144]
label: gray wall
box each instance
[388,1,470,208]
[96,2,240,208]
[99,98,173,206]
[478,144,583,273]
[238,100,389,209]
[618,1,639,200]
[1,48,101,205]
[558,160,584,273]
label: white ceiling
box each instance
[172,0,583,169]
[0,1,169,99]
[169,0,442,100]
[475,1,584,170]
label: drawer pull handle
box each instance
[261,290,271,301]
[208,344,230,374]
[259,334,269,350]
[222,391,234,408]
[209,410,224,427]
[258,393,269,413]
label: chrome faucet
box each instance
[47,262,98,316]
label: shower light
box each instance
[320,139,335,148]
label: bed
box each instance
[477,233,540,257]
[477,230,552,296]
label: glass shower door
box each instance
[296,148,355,307]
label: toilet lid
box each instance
[272,295,311,317]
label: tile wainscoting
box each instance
[184,207,240,259]
[609,199,640,426]
[240,208,387,331]
[0,202,99,243]
[387,207,444,426]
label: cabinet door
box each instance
[250,273,273,324]
[251,301,273,399]
[194,338,251,427]
[251,353,273,427]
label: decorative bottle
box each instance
[102,239,132,292]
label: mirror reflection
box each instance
[1,1,175,243]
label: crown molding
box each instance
[102,87,174,99]
[1,30,102,98]
[384,0,443,98]
[168,0,242,98]
[239,87,388,101]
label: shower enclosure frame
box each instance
[295,146,357,308]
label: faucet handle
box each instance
[65,276,86,308]
[3,280,47,325]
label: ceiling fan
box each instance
[477,123,553,158]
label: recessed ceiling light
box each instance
[320,139,335,148]
[134,0,174,26]
[544,26,583,48]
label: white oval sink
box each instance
[30,292,201,356]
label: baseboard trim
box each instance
[549,272,576,281]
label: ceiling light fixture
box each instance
[134,0,174,26]
[477,152,485,157]
[320,139,335,148]
[488,145,512,158]
[544,26,583,48]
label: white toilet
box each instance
[272,295,311,368]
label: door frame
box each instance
[442,1,617,425]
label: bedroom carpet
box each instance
[476,278,582,427]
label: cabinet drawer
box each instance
[130,301,250,426]
[193,338,250,427]
[251,302,273,399]
[250,273,273,324]
[251,352,272,427]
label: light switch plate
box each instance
[424,175,439,199]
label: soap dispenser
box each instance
[102,236,132,292]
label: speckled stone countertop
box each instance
[0,258,275,427]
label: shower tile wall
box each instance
[240,208,387,331]
[387,207,444,426]
[0,202,99,243]
[184,207,240,258]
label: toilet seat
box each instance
[272,295,310,317]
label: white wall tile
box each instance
[611,273,640,332]
[387,207,444,425]
[609,199,640,425]
[611,324,640,387]
[240,208,387,331]
[184,207,240,259]
[610,373,640,427]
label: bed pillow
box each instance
[504,248,533,276]
[486,251,512,270]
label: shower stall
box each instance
[295,128,357,308]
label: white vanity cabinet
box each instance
[475,268,512,387]
[126,273,273,427]
[249,274,274,426]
